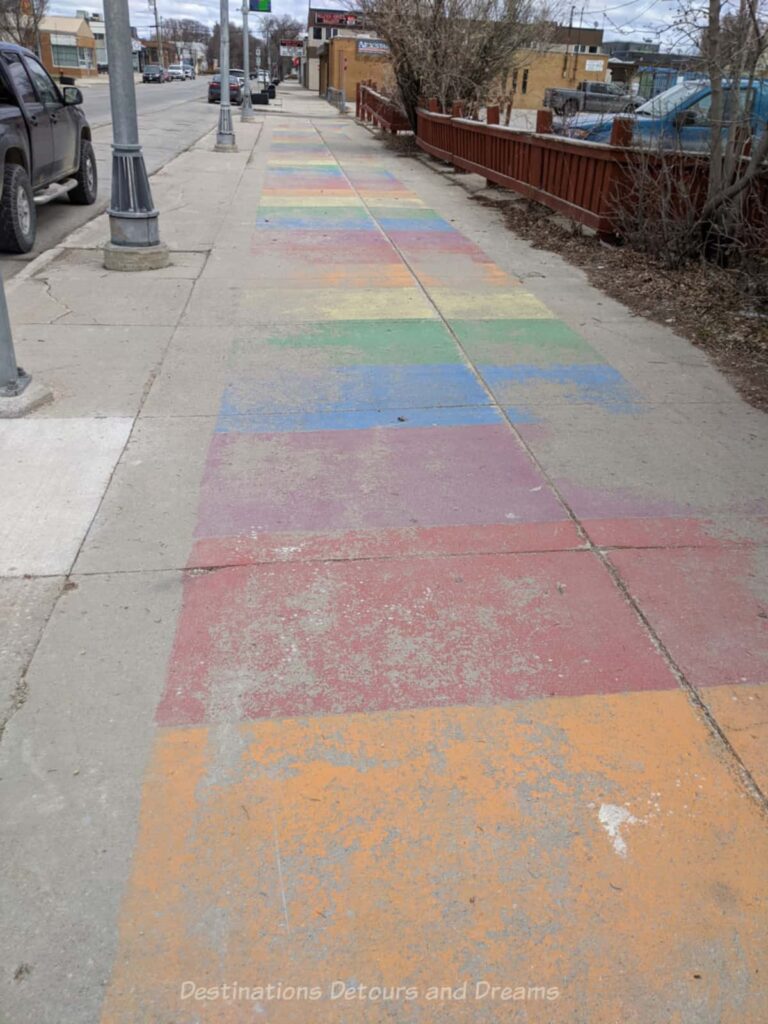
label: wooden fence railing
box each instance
[415,102,768,238]
[356,82,410,134]
[416,104,636,236]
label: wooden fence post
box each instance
[536,108,553,134]
[610,117,633,148]
[486,105,500,125]
[427,98,439,113]
[451,101,464,117]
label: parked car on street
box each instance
[0,42,97,252]
[168,64,186,81]
[182,63,195,79]
[142,64,166,83]
[556,78,768,152]
[545,80,640,116]
[207,73,244,105]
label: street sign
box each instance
[249,0,271,10]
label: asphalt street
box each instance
[0,78,211,279]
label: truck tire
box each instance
[0,163,36,253]
[69,138,97,205]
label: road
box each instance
[0,78,212,279]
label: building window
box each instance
[313,27,322,39]
[521,68,529,95]
[78,47,93,68]
[50,32,79,67]
[51,44,78,66]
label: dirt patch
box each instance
[473,190,768,411]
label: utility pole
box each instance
[149,0,163,66]
[103,0,169,269]
[215,0,236,149]
[240,1,255,121]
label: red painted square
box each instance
[157,548,675,725]
[609,546,768,687]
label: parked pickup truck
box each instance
[556,78,768,152]
[0,42,96,252]
[544,80,640,116]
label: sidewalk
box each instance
[1,82,767,1023]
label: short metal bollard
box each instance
[0,274,29,398]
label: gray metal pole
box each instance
[103,0,165,255]
[240,1,255,121]
[0,274,30,398]
[216,0,236,149]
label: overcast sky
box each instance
[48,0,688,49]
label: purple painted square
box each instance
[195,424,567,539]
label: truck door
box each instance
[1,52,53,186]
[23,56,79,179]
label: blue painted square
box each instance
[217,405,505,433]
[216,364,494,432]
[480,364,644,415]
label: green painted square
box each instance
[255,320,463,365]
[451,319,602,366]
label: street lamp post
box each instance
[103,0,169,269]
[240,1,255,122]
[215,0,237,150]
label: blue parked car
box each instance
[557,78,768,152]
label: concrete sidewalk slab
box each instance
[102,694,768,1024]
[0,418,131,576]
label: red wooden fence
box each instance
[416,105,635,236]
[356,82,410,134]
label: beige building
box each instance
[320,35,392,101]
[38,15,97,80]
[504,48,610,110]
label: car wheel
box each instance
[0,162,36,253]
[69,138,98,205]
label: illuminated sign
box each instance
[314,11,359,26]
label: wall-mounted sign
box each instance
[280,44,303,57]
[356,38,390,56]
[314,11,359,26]
[585,59,605,72]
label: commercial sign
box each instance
[279,38,304,57]
[356,38,390,56]
[249,0,271,11]
[585,59,605,72]
[314,11,359,26]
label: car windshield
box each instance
[635,80,708,117]
[145,65,160,72]
[211,75,221,83]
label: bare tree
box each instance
[353,0,557,128]
[0,0,48,54]
[260,14,302,76]
[671,0,768,246]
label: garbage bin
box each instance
[267,84,276,99]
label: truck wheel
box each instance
[69,139,97,205]
[0,163,36,253]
